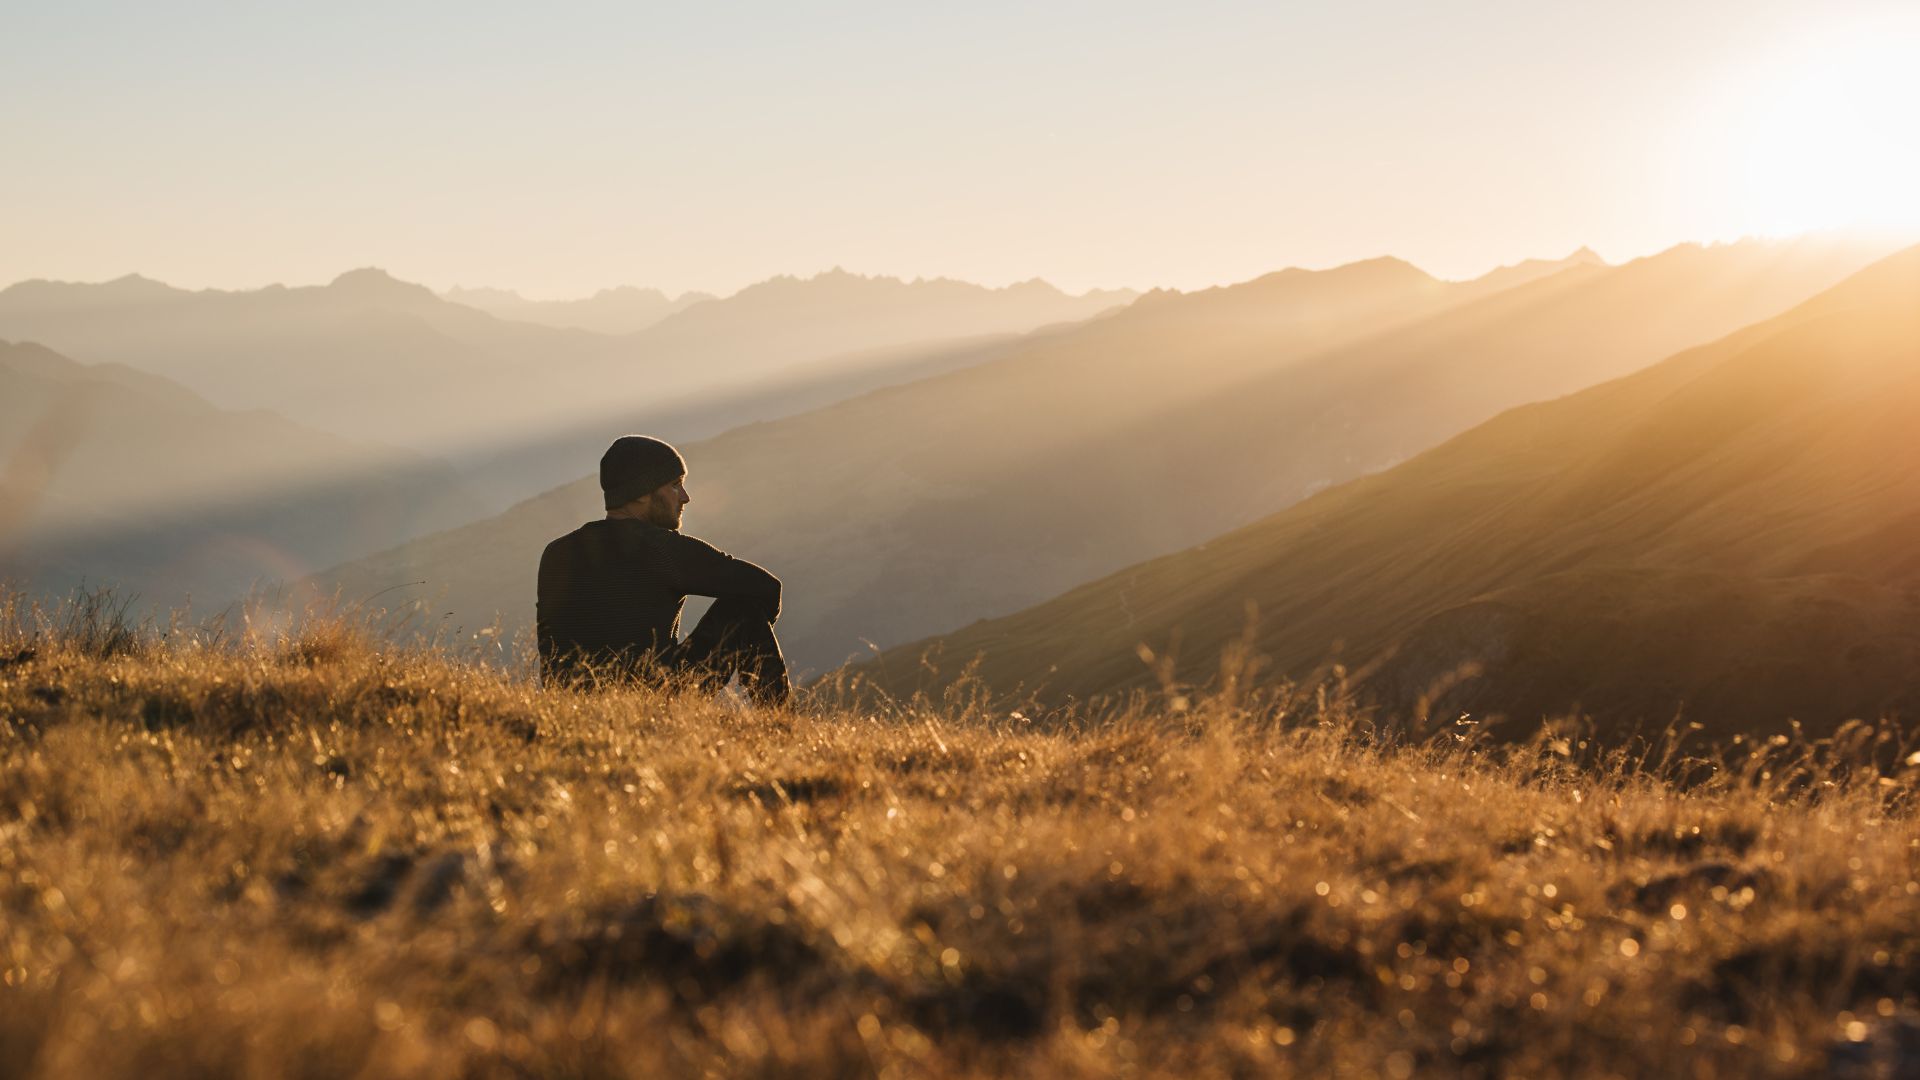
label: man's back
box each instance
[536,517,781,687]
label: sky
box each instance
[3,0,1918,298]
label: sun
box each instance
[1706,14,1920,238]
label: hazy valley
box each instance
[0,341,485,606]
[0,268,1134,504]
[0,269,1131,612]
[860,244,1920,740]
[317,237,1892,680]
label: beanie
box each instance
[600,435,687,510]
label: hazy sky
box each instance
[4,1,1917,297]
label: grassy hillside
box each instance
[319,238,1885,677]
[4,598,1920,1078]
[861,244,1920,740]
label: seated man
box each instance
[536,435,790,703]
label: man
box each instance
[536,435,790,703]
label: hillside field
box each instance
[4,599,1920,1078]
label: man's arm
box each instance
[664,533,782,621]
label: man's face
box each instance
[644,476,690,530]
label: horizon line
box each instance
[5,226,1912,305]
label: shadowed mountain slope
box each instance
[318,241,1886,675]
[0,341,486,609]
[860,244,1920,740]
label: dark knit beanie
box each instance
[600,435,687,510]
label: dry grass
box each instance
[3,594,1919,1079]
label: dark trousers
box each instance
[666,596,791,705]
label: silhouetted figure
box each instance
[536,436,790,703]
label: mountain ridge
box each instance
[308,238,1890,675]
[855,243,1920,738]
[0,339,488,609]
[0,266,1140,508]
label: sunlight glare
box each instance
[1716,16,1920,237]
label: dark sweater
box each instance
[536,519,781,683]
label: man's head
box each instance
[601,435,690,530]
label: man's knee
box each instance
[701,595,777,629]
[688,598,779,652]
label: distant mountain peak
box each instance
[93,273,184,300]
[1340,255,1435,279]
[1001,277,1067,297]
[0,272,183,305]
[1459,247,1611,289]
[698,267,1127,304]
[327,268,438,304]
[330,267,400,285]
[1236,255,1436,296]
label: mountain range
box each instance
[0,269,591,450]
[314,237,1889,676]
[616,270,1137,398]
[442,285,715,334]
[0,340,485,608]
[0,268,1136,509]
[858,244,1920,739]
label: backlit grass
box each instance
[3,594,1918,1078]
